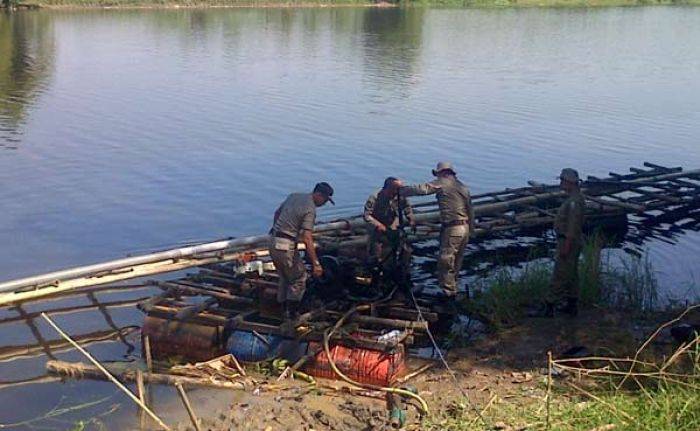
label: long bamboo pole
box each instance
[40,313,172,431]
[46,360,248,390]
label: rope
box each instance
[322,304,430,416]
[407,288,489,426]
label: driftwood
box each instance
[46,360,247,390]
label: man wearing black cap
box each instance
[401,162,474,297]
[269,182,334,321]
[546,168,585,316]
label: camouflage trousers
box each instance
[269,237,307,303]
[367,229,412,273]
[438,224,470,295]
[548,238,582,303]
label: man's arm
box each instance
[302,230,322,278]
[465,190,475,231]
[363,194,386,232]
[401,196,415,226]
[401,181,440,197]
[300,210,322,278]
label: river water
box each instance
[1,6,699,428]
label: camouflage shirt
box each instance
[554,190,585,242]
[363,189,414,230]
[401,175,474,226]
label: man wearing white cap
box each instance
[401,162,474,297]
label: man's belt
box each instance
[273,231,297,241]
[443,219,468,228]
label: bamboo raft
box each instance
[0,162,698,383]
[1,162,698,305]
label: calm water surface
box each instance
[1,6,699,428]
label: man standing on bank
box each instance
[364,177,415,270]
[401,162,475,298]
[545,168,585,317]
[269,182,334,321]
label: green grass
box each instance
[424,377,700,430]
[466,233,667,327]
[449,234,700,430]
[425,341,700,430]
[467,259,552,327]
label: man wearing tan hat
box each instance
[546,168,585,317]
[401,162,474,297]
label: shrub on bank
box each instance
[467,233,667,327]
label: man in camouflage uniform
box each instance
[269,182,334,321]
[363,177,415,272]
[401,162,475,297]
[546,168,585,317]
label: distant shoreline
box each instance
[7,0,700,10]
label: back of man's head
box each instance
[383,177,399,190]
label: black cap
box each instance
[313,182,335,205]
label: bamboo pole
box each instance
[46,360,248,390]
[40,313,171,431]
[0,327,138,362]
[175,382,202,431]
[0,297,147,325]
[136,369,148,431]
[144,335,153,374]
[546,351,553,430]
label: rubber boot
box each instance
[286,301,300,322]
[528,301,555,318]
[561,297,578,317]
[280,301,300,337]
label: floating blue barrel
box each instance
[226,330,308,363]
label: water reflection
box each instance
[361,8,425,98]
[0,12,54,148]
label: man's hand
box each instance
[312,263,323,279]
[376,224,387,233]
